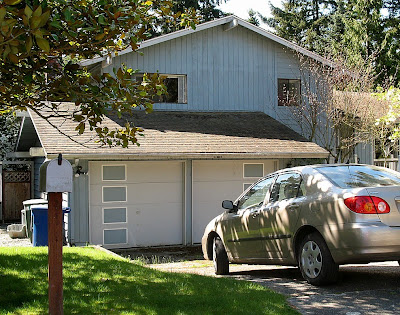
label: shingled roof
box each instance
[25,108,328,160]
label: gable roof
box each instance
[80,15,329,68]
[23,106,328,160]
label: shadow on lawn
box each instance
[0,248,297,314]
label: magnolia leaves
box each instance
[0,3,51,62]
[0,0,198,148]
[68,67,165,148]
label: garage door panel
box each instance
[89,161,183,248]
[127,162,183,183]
[193,161,243,181]
[193,181,243,203]
[127,183,182,204]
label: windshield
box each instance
[316,165,400,188]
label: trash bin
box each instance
[31,205,71,247]
[23,199,48,242]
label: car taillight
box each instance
[344,196,390,214]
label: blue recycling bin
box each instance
[31,205,71,247]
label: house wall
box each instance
[355,142,374,165]
[69,160,90,245]
[106,25,301,120]
[33,157,45,198]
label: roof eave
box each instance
[46,151,329,161]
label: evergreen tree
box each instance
[151,0,229,35]
[247,9,260,26]
[266,0,400,85]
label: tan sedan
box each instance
[202,164,400,285]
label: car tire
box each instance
[213,236,229,275]
[298,232,339,285]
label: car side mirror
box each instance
[222,200,237,212]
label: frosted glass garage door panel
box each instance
[103,187,127,202]
[104,229,127,245]
[129,203,183,246]
[244,164,264,178]
[104,208,127,223]
[103,166,126,181]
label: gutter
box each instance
[46,152,329,161]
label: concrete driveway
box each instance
[150,260,400,315]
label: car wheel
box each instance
[298,232,339,285]
[213,236,229,275]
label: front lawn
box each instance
[0,247,297,314]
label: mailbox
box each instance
[40,157,73,192]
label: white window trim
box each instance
[102,186,127,203]
[134,73,187,104]
[103,207,128,224]
[102,164,127,182]
[103,228,128,245]
[243,163,264,178]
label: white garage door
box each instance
[192,160,277,243]
[89,161,183,248]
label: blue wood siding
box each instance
[104,25,302,118]
[33,157,45,198]
[69,160,89,245]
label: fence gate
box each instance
[1,161,33,222]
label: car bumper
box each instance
[323,222,400,264]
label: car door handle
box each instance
[287,204,300,211]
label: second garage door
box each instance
[192,160,278,243]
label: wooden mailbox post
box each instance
[40,154,72,315]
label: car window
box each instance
[316,165,400,188]
[237,176,275,210]
[269,172,303,203]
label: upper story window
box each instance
[278,78,301,106]
[136,74,187,104]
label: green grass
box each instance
[0,247,298,314]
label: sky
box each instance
[217,0,283,29]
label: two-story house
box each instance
[14,16,367,248]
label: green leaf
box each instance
[23,74,33,84]
[36,37,50,52]
[4,0,23,5]
[38,10,50,28]
[116,68,123,80]
[32,5,42,17]
[75,122,85,134]
[0,8,6,24]
[49,20,62,29]
[24,5,33,19]
[63,9,72,22]
[30,16,41,29]
[98,15,106,25]
[26,36,33,53]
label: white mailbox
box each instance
[40,157,73,192]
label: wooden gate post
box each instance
[40,154,72,315]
